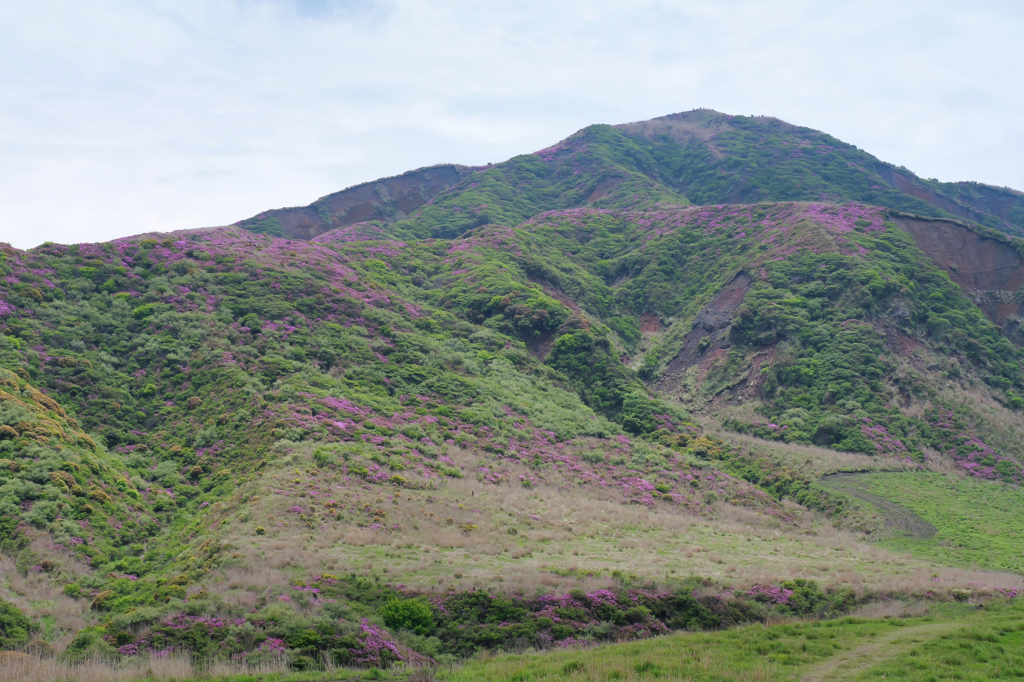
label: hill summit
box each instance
[0,110,1022,672]
[239,109,1024,241]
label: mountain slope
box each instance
[238,124,692,241]
[392,202,1023,477]
[237,164,471,239]
[2,111,1023,667]
[615,110,1024,238]
[237,110,1024,242]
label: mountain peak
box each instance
[235,110,1024,243]
[614,109,798,139]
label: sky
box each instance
[2,0,1022,249]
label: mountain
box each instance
[1,110,1023,670]
[614,111,1024,237]
[238,110,1024,241]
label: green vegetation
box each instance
[722,223,1020,461]
[384,125,690,241]
[1,111,1023,673]
[1,203,1021,665]
[441,601,1024,682]
[829,472,1024,572]
[381,598,434,637]
[244,111,1024,242]
[857,603,1024,681]
[919,178,1024,237]
[621,114,967,222]
[0,598,32,649]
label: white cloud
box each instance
[1,0,1021,248]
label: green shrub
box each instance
[0,598,32,648]
[381,598,435,636]
[131,304,156,319]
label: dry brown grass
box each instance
[185,429,1024,605]
[939,385,1024,459]
[705,425,919,478]
[0,553,91,651]
[849,600,930,619]
[0,652,210,682]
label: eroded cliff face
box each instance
[236,164,469,239]
[892,215,1024,339]
[661,272,750,379]
[876,167,993,225]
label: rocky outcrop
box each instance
[662,271,750,378]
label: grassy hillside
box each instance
[616,111,1024,238]
[377,202,1023,478]
[2,199,1023,667]
[1,114,1023,672]
[824,472,1024,572]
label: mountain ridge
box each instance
[234,109,1024,242]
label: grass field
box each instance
[824,472,1024,572]
[440,601,1024,682]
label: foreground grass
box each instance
[5,602,1019,682]
[846,601,1024,681]
[439,601,1024,682]
[833,472,1024,571]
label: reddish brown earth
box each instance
[527,276,581,312]
[639,313,660,333]
[743,347,777,398]
[877,171,1024,234]
[877,167,994,225]
[892,215,1024,333]
[948,183,1024,223]
[236,165,469,239]
[526,330,556,362]
[886,328,925,356]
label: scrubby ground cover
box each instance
[1,213,1022,668]
[617,111,1024,238]
[2,601,1020,682]
[222,437,1009,599]
[824,472,1024,572]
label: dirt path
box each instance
[821,473,937,539]
[800,622,960,682]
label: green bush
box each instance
[0,598,32,649]
[131,303,156,319]
[380,598,435,636]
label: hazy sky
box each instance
[2,1,1022,249]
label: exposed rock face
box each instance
[951,183,1024,223]
[877,166,988,224]
[892,214,1024,336]
[236,164,469,239]
[661,271,751,379]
